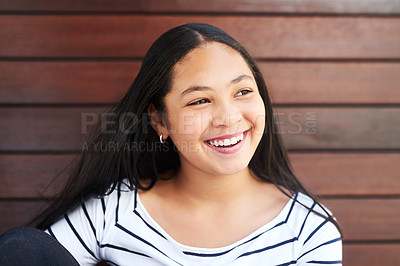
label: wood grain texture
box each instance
[343,244,400,266]
[323,199,400,241]
[0,201,45,233]
[276,107,400,149]
[2,62,400,104]
[0,1,398,264]
[1,153,399,198]
[0,62,138,104]
[291,153,400,196]
[265,62,400,104]
[1,107,398,151]
[1,16,399,59]
[0,154,75,198]
[1,0,399,14]
[0,107,105,151]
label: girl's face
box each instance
[159,42,265,176]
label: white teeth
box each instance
[208,133,245,147]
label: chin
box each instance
[211,162,250,176]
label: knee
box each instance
[0,227,80,265]
[0,227,45,248]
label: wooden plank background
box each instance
[0,1,399,265]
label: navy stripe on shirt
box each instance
[297,202,315,239]
[236,237,298,259]
[100,243,151,258]
[47,188,341,264]
[65,214,98,260]
[47,226,57,240]
[303,219,329,246]
[182,194,298,258]
[115,183,121,224]
[276,260,297,266]
[298,237,342,261]
[116,223,183,266]
[81,202,99,246]
[183,220,287,257]
[133,209,167,240]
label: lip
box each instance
[204,130,249,154]
[204,130,247,142]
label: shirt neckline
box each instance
[135,191,296,253]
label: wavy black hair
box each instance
[32,23,341,235]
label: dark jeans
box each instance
[0,227,79,266]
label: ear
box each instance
[148,103,168,138]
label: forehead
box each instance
[171,42,254,90]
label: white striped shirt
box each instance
[46,182,342,265]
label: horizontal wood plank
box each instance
[0,154,75,198]
[1,16,399,59]
[0,201,45,234]
[343,244,400,266]
[1,153,399,198]
[323,199,400,241]
[1,0,399,14]
[0,107,104,151]
[1,199,399,241]
[0,107,399,151]
[0,1,398,265]
[1,62,400,104]
[276,107,400,149]
[291,153,400,196]
[0,62,138,104]
[266,62,400,104]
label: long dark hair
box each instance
[32,23,341,235]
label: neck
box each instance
[171,164,258,207]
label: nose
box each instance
[211,100,242,129]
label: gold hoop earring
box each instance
[159,134,166,144]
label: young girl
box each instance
[0,23,342,265]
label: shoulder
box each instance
[81,181,135,211]
[49,181,137,243]
[286,192,340,234]
[99,181,137,219]
[61,181,137,230]
[285,192,342,261]
[45,182,137,264]
[288,193,342,264]
[284,192,342,243]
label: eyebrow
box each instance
[231,74,253,85]
[180,74,253,98]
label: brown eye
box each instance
[188,98,210,106]
[235,89,252,97]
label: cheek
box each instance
[255,101,266,134]
[168,110,207,143]
[242,97,266,134]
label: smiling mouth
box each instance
[205,131,246,148]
